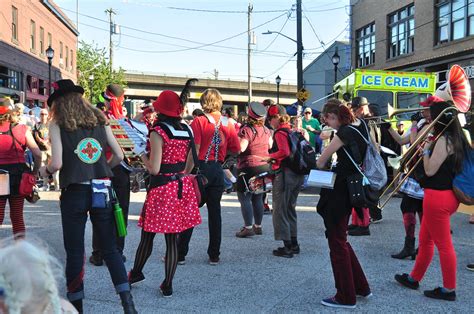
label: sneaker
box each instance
[348,226,370,236]
[467,263,474,271]
[357,291,373,299]
[272,247,293,258]
[394,273,419,290]
[423,287,456,301]
[159,282,173,298]
[235,227,255,238]
[253,225,262,235]
[370,217,383,224]
[209,257,220,265]
[89,254,103,266]
[128,271,145,286]
[291,245,300,254]
[178,258,186,265]
[321,297,356,309]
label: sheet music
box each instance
[307,169,336,189]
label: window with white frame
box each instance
[388,4,415,58]
[356,22,375,67]
[437,0,474,44]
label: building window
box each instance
[70,49,74,71]
[40,27,45,55]
[12,6,18,41]
[60,42,63,58]
[9,70,20,90]
[30,20,36,52]
[356,22,375,67]
[436,0,474,44]
[47,33,52,48]
[66,45,69,69]
[388,4,415,58]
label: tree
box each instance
[76,40,126,104]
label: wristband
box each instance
[45,166,53,175]
[410,126,418,133]
[423,149,431,156]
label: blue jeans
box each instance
[60,184,129,301]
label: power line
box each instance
[59,6,289,54]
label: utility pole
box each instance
[247,2,253,104]
[105,8,116,74]
[296,0,304,115]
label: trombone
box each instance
[366,103,427,126]
[378,105,459,209]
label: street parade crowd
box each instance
[0,78,474,313]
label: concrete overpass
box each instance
[124,72,297,113]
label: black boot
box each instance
[70,299,83,313]
[391,236,416,260]
[119,291,138,314]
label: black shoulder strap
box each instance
[183,126,200,172]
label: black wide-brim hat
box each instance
[47,79,84,107]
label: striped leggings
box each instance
[0,196,26,238]
[131,230,178,287]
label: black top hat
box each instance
[102,84,124,101]
[351,96,369,109]
[248,102,266,120]
[47,79,84,107]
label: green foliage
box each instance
[76,40,126,104]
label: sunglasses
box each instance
[304,112,312,114]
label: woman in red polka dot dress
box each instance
[128,90,201,297]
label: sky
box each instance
[55,0,350,86]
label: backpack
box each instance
[278,129,317,175]
[453,149,474,205]
[347,121,387,191]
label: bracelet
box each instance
[423,149,431,156]
[45,166,53,175]
[410,127,418,132]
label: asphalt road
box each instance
[1,188,473,313]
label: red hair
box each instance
[322,98,355,125]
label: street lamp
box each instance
[263,29,303,112]
[332,47,340,84]
[89,74,94,103]
[45,46,54,95]
[275,75,281,104]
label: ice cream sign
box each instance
[355,70,436,92]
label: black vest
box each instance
[59,125,113,189]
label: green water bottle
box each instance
[112,190,127,237]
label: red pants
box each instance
[326,214,370,305]
[410,189,459,289]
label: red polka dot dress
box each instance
[138,125,201,233]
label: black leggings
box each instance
[132,230,178,286]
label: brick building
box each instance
[351,0,474,87]
[0,0,78,107]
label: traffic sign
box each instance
[296,88,310,102]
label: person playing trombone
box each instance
[394,99,470,301]
[381,100,434,260]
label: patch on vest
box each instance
[74,138,102,164]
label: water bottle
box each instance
[111,189,127,237]
[114,202,127,237]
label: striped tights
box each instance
[0,196,26,238]
[132,229,178,287]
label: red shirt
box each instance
[269,123,291,170]
[0,122,27,165]
[191,113,240,162]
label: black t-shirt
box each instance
[334,120,369,177]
